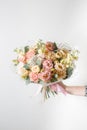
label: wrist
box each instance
[65,86,70,93]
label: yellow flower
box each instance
[20,68,29,78]
[71,50,79,60]
[54,62,66,79]
[45,51,56,61]
[55,62,65,71]
[38,49,43,54]
[31,65,40,73]
[60,54,74,68]
[55,51,62,59]
[55,49,68,59]
[57,69,66,79]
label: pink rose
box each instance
[43,60,53,70]
[38,71,51,82]
[18,55,26,63]
[26,50,35,60]
[29,72,39,83]
[46,41,55,51]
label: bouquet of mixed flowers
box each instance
[13,40,79,100]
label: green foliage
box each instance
[24,46,29,53]
[23,64,30,70]
[53,42,58,50]
[36,40,45,49]
[66,67,73,78]
[36,59,42,66]
[51,77,57,82]
[14,48,23,54]
[12,59,19,66]
[25,78,31,85]
[39,80,45,85]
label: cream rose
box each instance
[31,65,40,73]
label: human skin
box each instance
[58,82,86,96]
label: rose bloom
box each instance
[26,49,35,60]
[54,62,66,79]
[46,41,55,51]
[31,65,40,73]
[43,60,53,70]
[18,54,26,63]
[38,71,51,82]
[55,51,62,59]
[45,51,56,61]
[55,49,68,59]
[55,62,64,71]
[29,72,39,83]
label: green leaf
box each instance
[12,59,19,66]
[24,46,29,53]
[51,77,57,82]
[23,64,30,70]
[36,40,45,49]
[36,59,42,66]
[66,67,73,78]
[25,78,31,85]
[53,42,58,50]
[14,48,22,54]
[39,80,45,85]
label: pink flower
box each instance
[26,50,35,60]
[29,72,38,83]
[38,71,51,82]
[43,60,53,70]
[18,55,26,63]
[46,41,55,51]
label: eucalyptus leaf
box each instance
[36,59,42,66]
[23,64,30,70]
[25,78,31,85]
[24,46,29,53]
[66,67,73,78]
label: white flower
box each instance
[17,62,24,75]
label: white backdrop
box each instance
[0,0,87,130]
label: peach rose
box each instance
[43,60,53,70]
[55,62,64,71]
[46,42,55,51]
[29,72,39,83]
[38,71,51,82]
[18,55,26,63]
[26,49,35,60]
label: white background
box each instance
[0,0,87,130]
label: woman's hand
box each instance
[57,82,86,96]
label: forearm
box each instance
[65,85,86,96]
